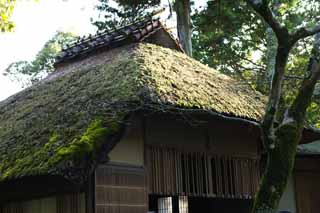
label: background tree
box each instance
[0,0,15,32]
[0,0,40,32]
[192,0,320,128]
[4,31,77,87]
[192,0,265,80]
[174,0,192,56]
[92,0,161,30]
[92,0,193,56]
[245,0,320,212]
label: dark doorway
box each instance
[188,197,252,213]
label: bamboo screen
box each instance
[95,164,148,213]
[146,146,260,199]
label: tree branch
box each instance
[246,0,289,42]
[233,52,266,69]
[291,24,320,45]
[289,33,320,123]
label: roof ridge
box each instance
[66,17,157,50]
[61,8,165,52]
[54,17,162,66]
[54,9,168,66]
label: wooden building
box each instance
[0,17,319,213]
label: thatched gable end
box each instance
[0,43,265,183]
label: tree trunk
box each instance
[252,123,302,213]
[257,0,279,94]
[174,0,192,56]
[252,33,320,213]
[257,27,278,94]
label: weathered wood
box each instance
[0,193,85,213]
[146,146,260,199]
[95,164,147,213]
[0,175,85,204]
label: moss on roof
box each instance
[0,43,266,182]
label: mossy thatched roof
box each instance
[0,43,266,182]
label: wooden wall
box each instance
[0,193,85,213]
[108,115,144,166]
[96,113,261,212]
[144,114,261,157]
[95,164,147,213]
[294,157,320,213]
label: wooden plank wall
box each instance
[146,146,260,199]
[0,193,85,213]
[56,193,85,213]
[295,172,320,213]
[95,164,147,213]
[294,157,320,213]
[0,203,23,213]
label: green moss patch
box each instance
[54,119,119,163]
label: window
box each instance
[158,197,172,213]
[179,196,188,213]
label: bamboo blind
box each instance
[95,164,148,213]
[56,193,85,213]
[146,146,260,199]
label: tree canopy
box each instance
[92,0,161,30]
[4,31,77,87]
[192,0,320,128]
[0,0,15,32]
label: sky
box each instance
[0,0,99,101]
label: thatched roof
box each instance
[0,43,266,183]
[297,140,320,155]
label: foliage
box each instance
[4,31,77,87]
[192,0,320,127]
[92,0,161,31]
[0,0,15,32]
[192,0,265,80]
[0,0,39,32]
